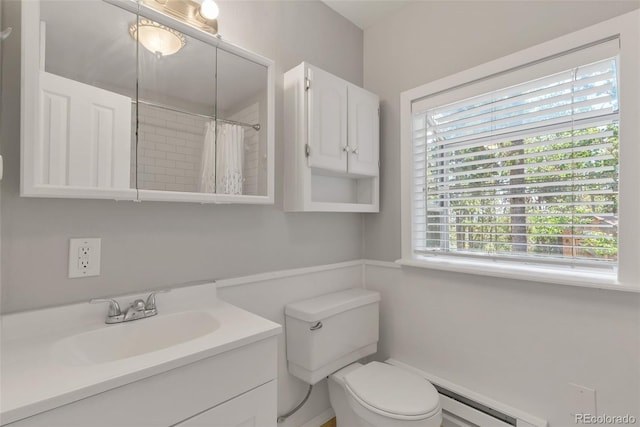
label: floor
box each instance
[324,416,445,427]
[320,417,337,427]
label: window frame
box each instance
[399,10,640,291]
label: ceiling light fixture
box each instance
[129,19,186,57]
[195,0,219,21]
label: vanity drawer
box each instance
[7,337,277,427]
[174,381,276,427]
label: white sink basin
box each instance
[2,283,282,425]
[56,310,220,364]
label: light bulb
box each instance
[199,0,219,20]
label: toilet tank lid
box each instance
[285,289,380,322]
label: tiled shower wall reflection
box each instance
[131,105,206,192]
[130,103,261,194]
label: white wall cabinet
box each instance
[284,62,379,212]
[307,66,348,173]
[20,0,275,204]
[347,86,380,177]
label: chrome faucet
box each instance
[90,290,170,324]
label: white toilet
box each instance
[285,289,442,427]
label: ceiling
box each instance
[40,0,398,113]
[321,0,409,30]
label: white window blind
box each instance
[411,46,619,270]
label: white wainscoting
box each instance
[215,260,363,427]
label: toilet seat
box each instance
[344,362,441,421]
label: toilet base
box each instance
[329,364,364,427]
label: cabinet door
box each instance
[38,72,132,189]
[347,86,379,177]
[307,66,348,173]
[175,381,276,427]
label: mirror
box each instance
[21,0,273,203]
[136,19,217,194]
[215,49,268,196]
[36,0,137,195]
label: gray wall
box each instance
[363,0,640,261]
[366,264,640,427]
[0,0,364,313]
[363,2,640,426]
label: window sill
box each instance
[396,257,640,293]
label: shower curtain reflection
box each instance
[216,123,244,195]
[199,120,217,193]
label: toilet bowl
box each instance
[329,362,442,427]
[284,289,442,427]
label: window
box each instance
[415,53,618,268]
[400,11,640,288]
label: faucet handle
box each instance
[145,289,170,310]
[90,298,122,317]
[131,299,146,311]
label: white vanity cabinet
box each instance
[284,62,379,212]
[175,381,275,427]
[5,337,278,427]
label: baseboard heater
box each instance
[385,359,547,427]
[435,383,517,426]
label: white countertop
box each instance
[0,283,282,425]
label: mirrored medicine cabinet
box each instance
[21,0,274,204]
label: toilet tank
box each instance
[285,288,380,385]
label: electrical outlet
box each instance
[569,383,597,419]
[69,238,101,278]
